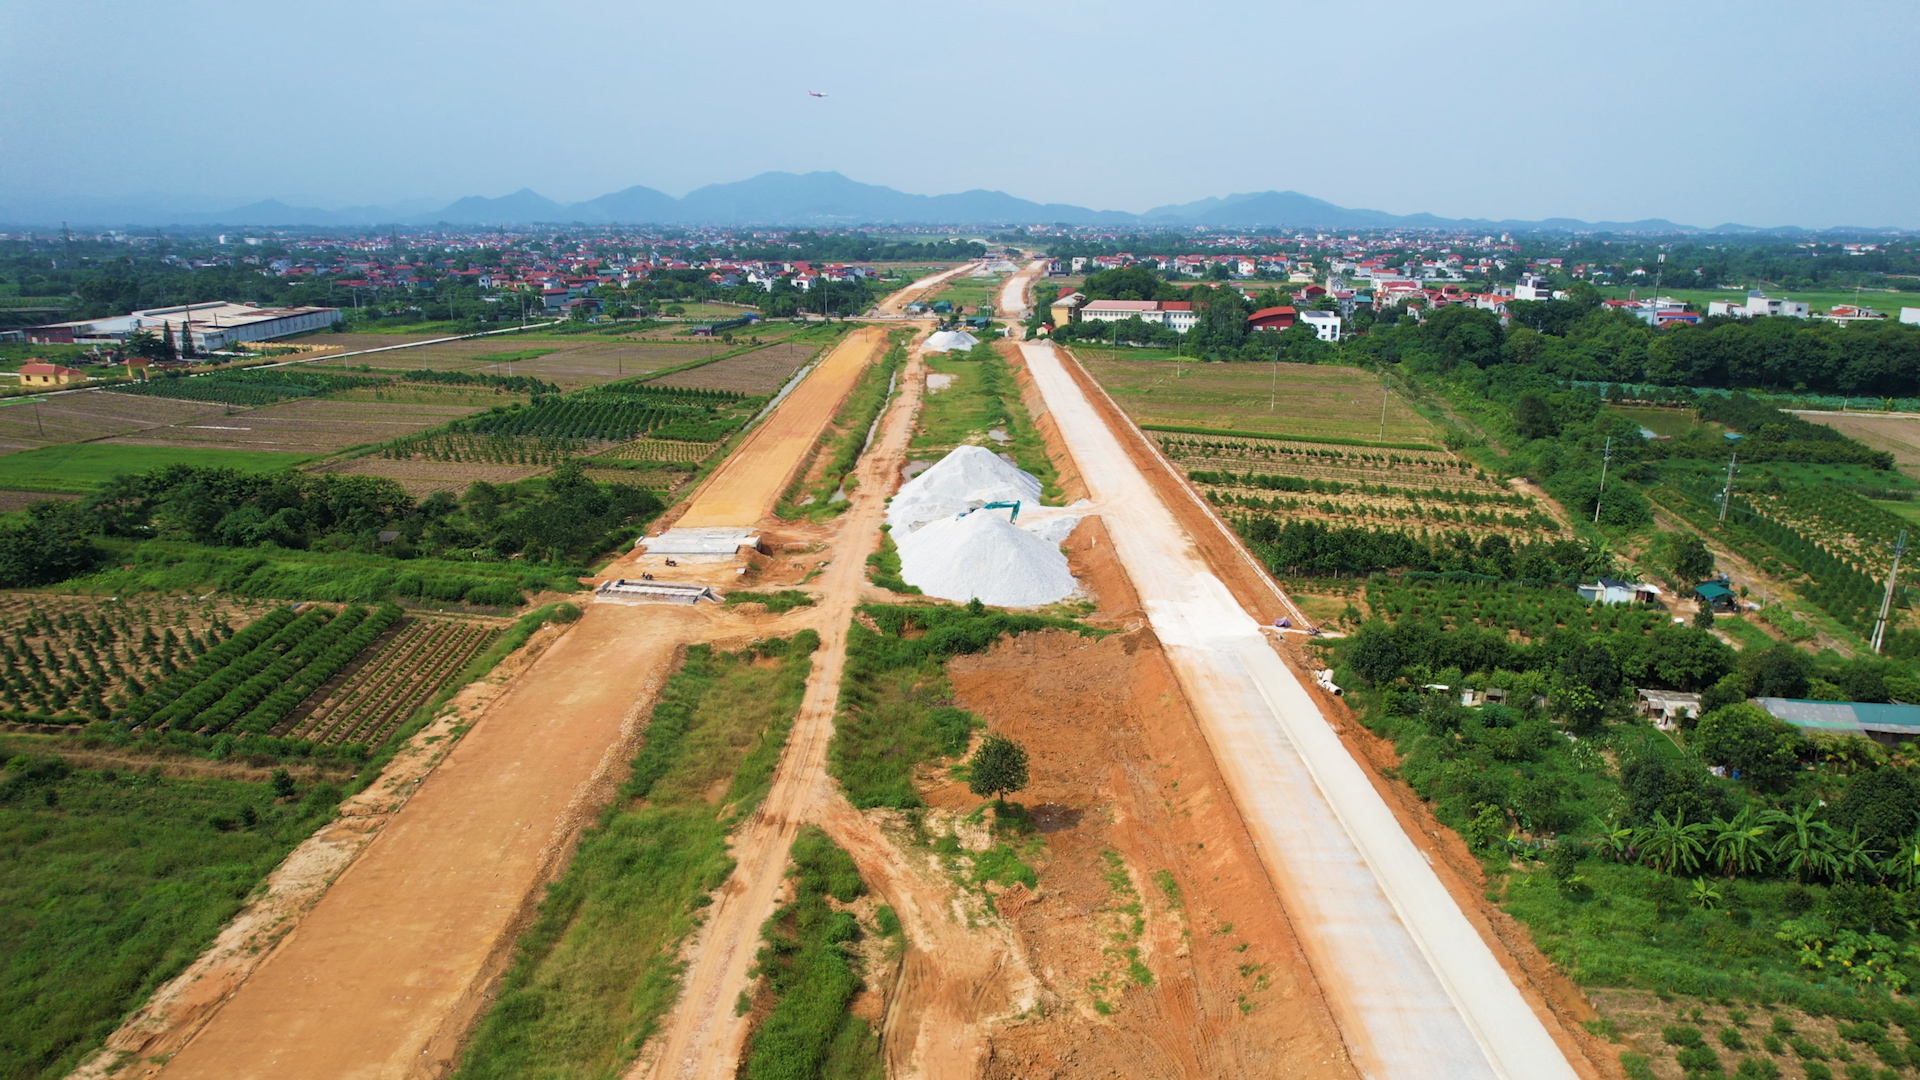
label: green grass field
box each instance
[0,444,312,494]
[913,347,1058,497]
[924,274,1003,313]
[1078,354,1439,444]
[0,756,342,1080]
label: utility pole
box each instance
[1719,451,1738,522]
[1592,436,1613,524]
[1873,530,1909,655]
[1378,382,1389,441]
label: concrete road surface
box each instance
[1020,340,1580,1080]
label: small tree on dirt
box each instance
[968,735,1029,808]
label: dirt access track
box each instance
[1020,341,1590,1080]
[673,325,885,527]
[137,604,715,1080]
[877,261,983,315]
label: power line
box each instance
[1872,529,1909,655]
[1592,436,1613,524]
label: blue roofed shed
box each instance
[1753,697,1920,746]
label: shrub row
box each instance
[146,610,331,731]
[233,604,402,735]
[121,607,295,725]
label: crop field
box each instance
[337,337,742,387]
[1160,432,1564,539]
[119,603,404,738]
[283,615,499,745]
[0,443,312,493]
[1080,355,1439,443]
[104,398,486,456]
[1362,577,1670,638]
[646,340,820,394]
[0,593,276,721]
[1746,485,1914,573]
[290,332,450,352]
[318,455,546,496]
[1799,411,1920,478]
[586,438,712,463]
[116,369,383,406]
[0,391,227,451]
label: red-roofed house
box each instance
[1247,306,1297,331]
[18,362,85,387]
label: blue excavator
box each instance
[956,500,1021,523]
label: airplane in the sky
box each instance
[807,91,827,98]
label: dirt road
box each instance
[997,258,1044,320]
[636,335,929,1080]
[153,604,712,1080]
[877,262,982,315]
[674,326,884,528]
[1019,341,1580,1080]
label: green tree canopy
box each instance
[967,734,1029,806]
[1693,703,1806,791]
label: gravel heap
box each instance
[895,508,1076,607]
[888,445,1041,535]
[922,329,980,353]
[887,446,1077,607]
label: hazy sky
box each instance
[4,0,1916,228]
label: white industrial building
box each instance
[27,302,341,352]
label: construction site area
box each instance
[71,261,1610,1080]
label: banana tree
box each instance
[1708,806,1775,876]
[1639,810,1709,875]
[1770,804,1840,883]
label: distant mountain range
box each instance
[0,171,1895,234]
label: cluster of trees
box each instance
[1238,517,1603,581]
[0,462,664,588]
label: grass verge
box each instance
[913,342,1060,500]
[453,630,819,1080]
[831,603,1088,809]
[863,525,920,596]
[740,827,885,1080]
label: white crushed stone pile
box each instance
[887,447,1077,607]
[895,509,1076,607]
[887,445,1041,536]
[922,329,979,353]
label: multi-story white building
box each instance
[1299,309,1342,342]
[1513,273,1556,302]
[1078,299,1198,334]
